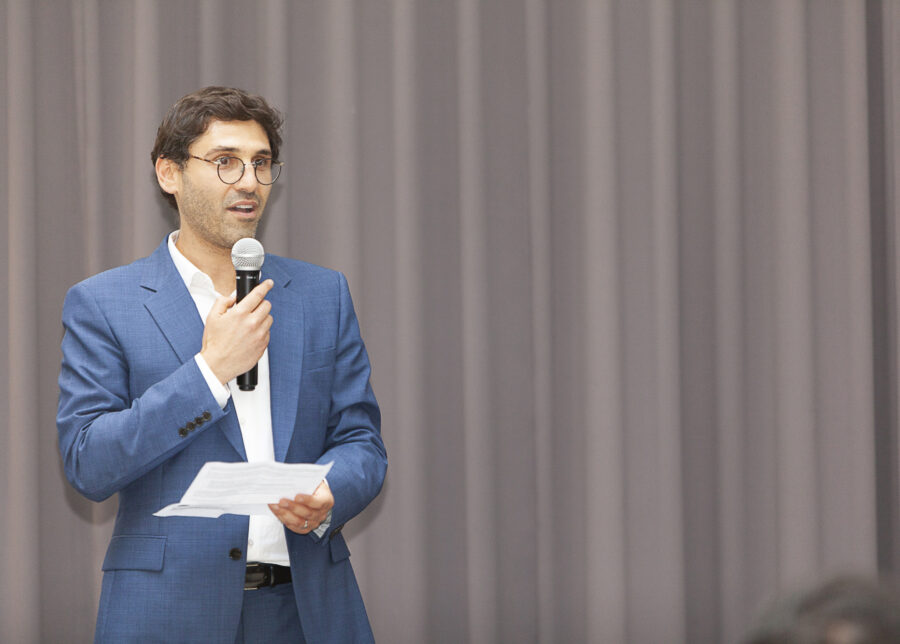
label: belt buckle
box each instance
[244,563,271,591]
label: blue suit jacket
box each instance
[57,238,386,643]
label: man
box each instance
[57,86,386,643]
[742,575,900,644]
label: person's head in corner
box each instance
[742,575,900,644]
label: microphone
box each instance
[231,238,265,391]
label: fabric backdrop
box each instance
[2,1,899,642]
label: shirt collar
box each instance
[167,231,217,293]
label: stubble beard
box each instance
[178,176,262,250]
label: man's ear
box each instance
[155,156,181,198]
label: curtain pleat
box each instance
[382,2,429,642]
[772,0,819,584]
[711,1,745,639]
[457,2,497,642]
[4,2,40,643]
[581,0,626,641]
[879,0,900,579]
[524,0,554,641]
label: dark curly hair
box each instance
[151,86,284,210]
[743,575,900,644]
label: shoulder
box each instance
[65,254,153,298]
[72,255,152,290]
[265,254,340,279]
[265,254,347,295]
[62,254,159,320]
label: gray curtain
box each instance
[1,1,897,642]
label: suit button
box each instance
[178,427,189,438]
[229,548,242,560]
[185,421,195,431]
[330,525,344,539]
[202,411,212,421]
[194,416,204,425]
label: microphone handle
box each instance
[235,269,261,391]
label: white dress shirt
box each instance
[168,232,290,565]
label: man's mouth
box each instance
[227,202,258,215]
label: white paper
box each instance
[154,461,333,518]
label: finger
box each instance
[268,502,301,524]
[269,503,313,533]
[292,493,327,511]
[247,299,273,325]
[235,279,274,312]
[277,497,316,518]
[292,493,315,506]
[210,293,235,316]
[278,498,328,527]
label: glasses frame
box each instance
[188,154,283,185]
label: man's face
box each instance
[175,119,274,249]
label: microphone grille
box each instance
[231,238,265,270]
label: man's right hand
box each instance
[200,279,274,384]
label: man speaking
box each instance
[56,87,386,643]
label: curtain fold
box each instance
[4,2,40,643]
[710,0,745,636]
[1,1,892,642]
[877,0,900,581]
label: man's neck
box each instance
[175,230,237,295]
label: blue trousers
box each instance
[234,583,305,643]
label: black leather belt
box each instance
[244,563,292,590]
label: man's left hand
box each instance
[269,479,334,535]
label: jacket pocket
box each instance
[101,535,167,571]
[303,347,336,372]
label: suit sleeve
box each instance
[56,282,228,502]
[315,273,387,535]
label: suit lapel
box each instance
[263,258,304,462]
[140,239,247,460]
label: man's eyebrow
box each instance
[204,145,273,156]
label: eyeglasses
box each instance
[189,155,283,185]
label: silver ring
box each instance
[303,520,309,529]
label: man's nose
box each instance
[234,163,260,190]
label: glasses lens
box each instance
[217,157,244,184]
[254,159,280,185]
